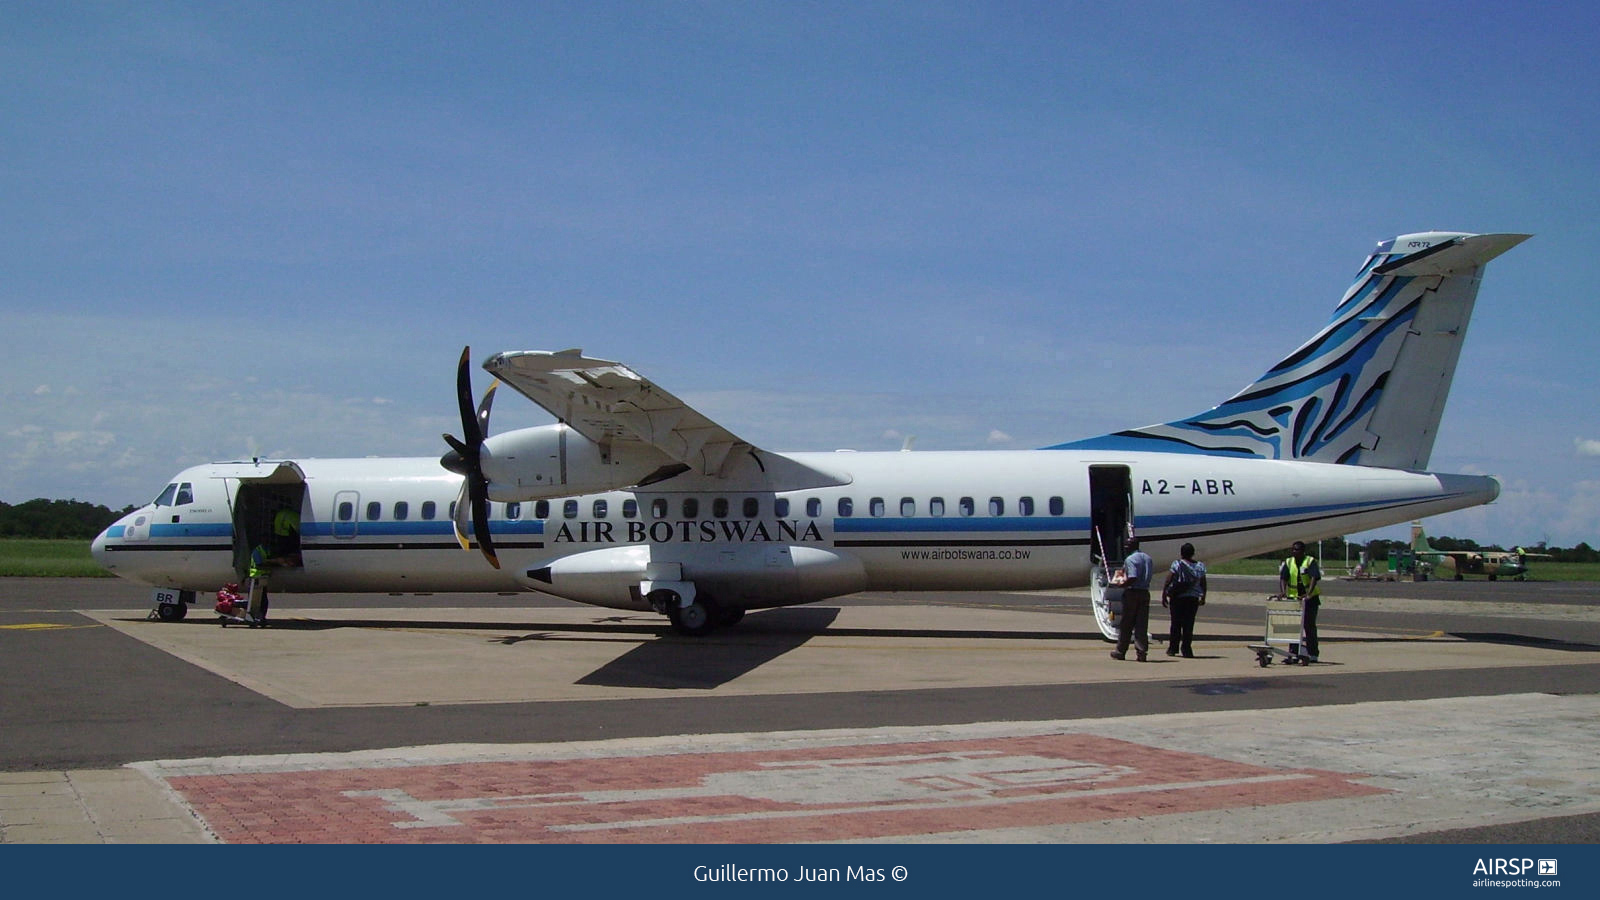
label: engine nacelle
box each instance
[480,423,672,501]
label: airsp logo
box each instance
[1539,859,1558,877]
[1473,859,1538,876]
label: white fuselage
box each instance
[93,449,1497,611]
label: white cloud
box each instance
[987,430,1014,444]
[1576,437,1600,458]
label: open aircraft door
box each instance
[1087,464,1134,641]
[209,461,308,582]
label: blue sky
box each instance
[4,2,1597,547]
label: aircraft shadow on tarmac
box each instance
[574,608,844,689]
[1447,632,1600,653]
[149,607,1107,690]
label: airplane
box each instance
[92,230,1529,640]
[1411,522,1550,581]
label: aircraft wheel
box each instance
[156,602,187,622]
[717,606,745,627]
[667,597,717,637]
[1488,574,1497,582]
[1454,573,1464,581]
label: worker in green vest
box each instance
[273,505,301,565]
[246,542,272,623]
[1277,540,1322,662]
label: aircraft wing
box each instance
[482,349,759,478]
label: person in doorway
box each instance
[1110,537,1153,661]
[1162,542,1207,657]
[1277,540,1322,661]
[273,504,302,566]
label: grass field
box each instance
[0,539,111,577]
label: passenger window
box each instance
[394,501,409,521]
[683,498,699,518]
[175,483,194,505]
[775,498,790,518]
[593,499,608,518]
[900,497,915,517]
[366,502,382,521]
[421,501,436,520]
[806,498,821,518]
[989,497,1004,516]
[652,498,668,519]
[506,502,521,520]
[1019,497,1034,516]
[1049,496,1064,516]
[448,501,457,519]
[337,502,354,522]
[154,484,177,507]
[837,497,853,517]
[959,497,975,517]
[712,498,729,518]
[869,497,885,517]
[930,497,945,517]
[535,500,549,519]
[743,497,759,518]
[623,499,638,519]
[563,499,579,519]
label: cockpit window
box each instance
[153,483,178,506]
[175,483,194,505]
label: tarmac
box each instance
[3,576,1599,843]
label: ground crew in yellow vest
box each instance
[1277,540,1322,662]
[247,542,272,623]
[273,505,301,565]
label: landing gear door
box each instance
[1088,464,1134,641]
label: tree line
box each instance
[0,499,135,540]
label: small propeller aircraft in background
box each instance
[1411,523,1550,581]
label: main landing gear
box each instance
[649,589,744,636]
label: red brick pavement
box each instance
[162,734,1386,843]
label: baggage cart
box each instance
[1248,596,1309,666]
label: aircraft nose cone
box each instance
[90,528,111,571]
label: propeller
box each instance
[440,346,501,569]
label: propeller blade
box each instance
[442,345,498,569]
[477,380,498,439]
[468,476,499,569]
[450,482,472,552]
[456,346,482,445]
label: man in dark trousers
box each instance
[1162,542,1208,657]
[1277,540,1323,662]
[1110,537,1153,661]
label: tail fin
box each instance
[1053,231,1529,468]
[1411,522,1434,552]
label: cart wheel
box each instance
[1299,656,1311,666]
[1257,655,1270,668]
